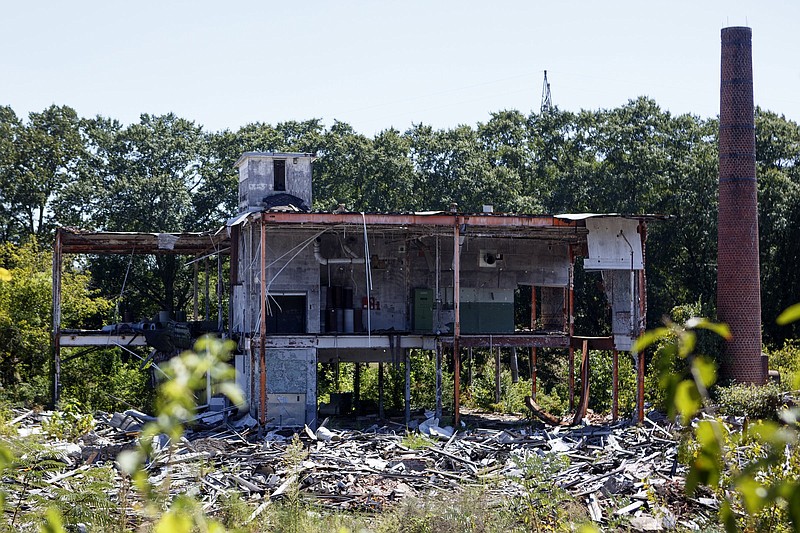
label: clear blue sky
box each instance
[2,1,798,135]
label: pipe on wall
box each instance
[313,240,365,265]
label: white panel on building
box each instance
[584,218,643,271]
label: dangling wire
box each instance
[362,213,372,345]
[115,246,135,324]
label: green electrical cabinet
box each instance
[413,288,434,332]
[457,288,514,334]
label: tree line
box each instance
[1,98,799,345]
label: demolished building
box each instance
[52,151,656,428]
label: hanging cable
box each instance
[115,247,135,323]
[362,213,372,345]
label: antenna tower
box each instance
[540,70,552,113]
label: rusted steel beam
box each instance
[531,286,537,400]
[570,336,615,351]
[571,339,590,425]
[612,349,619,422]
[261,211,577,229]
[525,396,563,426]
[439,335,570,348]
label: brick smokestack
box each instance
[717,27,763,383]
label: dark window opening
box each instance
[274,160,286,191]
[266,294,306,334]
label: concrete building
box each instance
[225,152,651,427]
[52,151,654,427]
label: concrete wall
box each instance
[233,226,321,337]
[602,269,641,351]
[237,154,313,212]
[315,231,571,333]
[236,347,316,426]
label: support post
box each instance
[637,351,645,423]
[612,349,619,422]
[51,229,63,407]
[453,217,461,426]
[495,347,501,404]
[217,253,223,330]
[568,247,576,411]
[571,339,590,425]
[637,221,648,424]
[582,340,589,418]
[378,362,385,419]
[259,220,267,426]
[353,363,361,412]
[193,258,199,320]
[435,343,443,419]
[568,347,575,410]
[229,224,240,337]
[404,349,411,426]
[531,286,537,399]
[467,347,473,386]
[204,256,210,320]
[510,347,519,384]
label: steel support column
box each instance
[51,229,63,407]
[637,221,648,423]
[259,221,267,426]
[435,342,443,419]
[453,218,461,426]
[531,286,537,399]
[404,349,411,426]
[568,248,575,411]
[612,349,619,422]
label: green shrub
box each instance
[714,382,783,420]
[41,399,94,441]
[536,386,569,417]
[59,348,153,413]
[767,339,800,389]
[645,300,722,412]
[587,350,636,415]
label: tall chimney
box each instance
[717,27,763,383]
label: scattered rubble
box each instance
[0,407,721,529]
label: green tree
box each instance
[755,109,800,343]
[0,106,23,242]
[314,120,375,211]
[76,114,206,318]
[0,241,112,405]
[2,105,84,242]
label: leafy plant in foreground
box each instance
[115,335,244,533]
[635,306,800,532]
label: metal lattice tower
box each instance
[540,70,552,113]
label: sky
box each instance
[2,1,799,136]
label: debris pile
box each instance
[1,408,720,530]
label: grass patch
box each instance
[401,431,434,450]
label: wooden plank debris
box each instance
[3,407,725,529]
